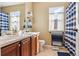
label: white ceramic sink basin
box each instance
[26,32,37,35]
[0,35,17,40]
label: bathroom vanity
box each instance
[0,32,40,56]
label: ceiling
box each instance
[0,2,25,7]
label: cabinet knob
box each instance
[19,44,20,47]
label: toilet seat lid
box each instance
[39,40,45,43]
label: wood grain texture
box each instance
[1,42,20,56]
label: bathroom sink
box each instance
[0,35,17,41]
[26,32,37,35]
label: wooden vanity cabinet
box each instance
[20,37,31,56]
[1,42,20,56]
[36,34,40,54]
[1,34,40,56]
[31,35,37,56]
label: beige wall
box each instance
[25,2,32,18]
[2,4,25,30]
[32,2,68,45]
[25,2,33,32]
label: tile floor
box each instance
[37,45,69,56]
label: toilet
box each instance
[39,40,45,52]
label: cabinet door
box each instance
[21,37,31,56]
[31,35,37,56]
[1,42,20,56]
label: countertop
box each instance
[0,32,40,56]
[0,32,40,48]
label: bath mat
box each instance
[52,46,59,51]
[58,52,70,56]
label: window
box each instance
[49,7,64,32]
[10,11,20,32]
